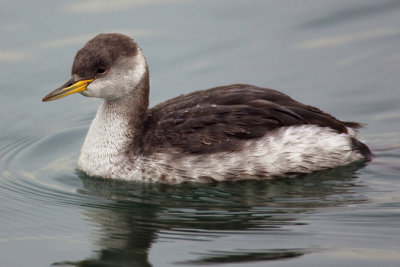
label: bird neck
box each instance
[78,71,150,176]
[104,70,150,144]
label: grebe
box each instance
[42,33,372,183]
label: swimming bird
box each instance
[42,33,372,183]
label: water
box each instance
[1,0,399,266]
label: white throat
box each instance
[78,99,134,177]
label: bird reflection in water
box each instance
[53,162,367,266]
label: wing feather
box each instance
[140,84,358,154]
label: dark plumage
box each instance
[141,84,368,156]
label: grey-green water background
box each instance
[1,0,400,266]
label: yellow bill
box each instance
[42,79,94,102]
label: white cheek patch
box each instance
[84,50,147,100]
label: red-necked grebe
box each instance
[42,33,372,183]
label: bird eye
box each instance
[97,67,106,74]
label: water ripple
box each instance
[0,129,106,214]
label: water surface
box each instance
[0,0,399,266]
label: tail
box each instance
[343,121,364,129]
[350,137,373,161]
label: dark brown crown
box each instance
[71,33,138,79]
